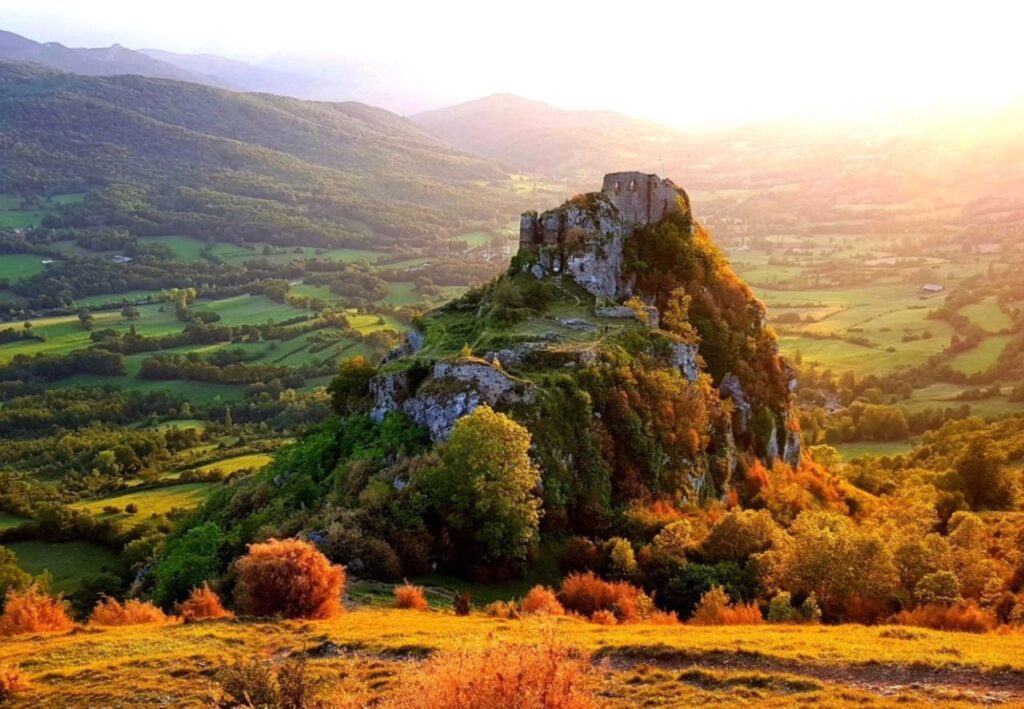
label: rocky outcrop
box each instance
[518,173,691,301]
[668,341,700,383]
[719,373,752,436]
[371,359,535,442]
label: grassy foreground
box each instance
[2,609,1023,707]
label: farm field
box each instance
[69,482,218,521]
[2,610,1022,707]
[187,453,273,475]
[0,254,49,282]
[5,540,125,594]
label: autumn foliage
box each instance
[233,538,344,619]
[178,583,233,623]
[892,603,995,633]
[0,584,74,637]
[0,664,28,703]
[393,583,428,610]
[557,572,650,623]
[520,586,565,616]
[689,586,764,625]
[387,636,597,709]
[88,597,169,626]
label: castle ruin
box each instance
[518,171,690,252]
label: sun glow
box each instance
[3,0,1023,125]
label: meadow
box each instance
[1,610,1022,707]
[4,540,125,595]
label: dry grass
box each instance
[89,598,169,627]
[178,583,233,623]
[393,584,428,611]
[0,584,74,637]
[1,610,1023,706]
[384,633,599,709]
[0,663,28,703]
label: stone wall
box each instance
[601,172,690,225]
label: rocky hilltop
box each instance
[371,172,800,513]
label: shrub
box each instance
[892,603,995,633]
[394,583,428,611]
[689,586,763,625]
[483,600,519,619]
[521,586,565,616]
[89,597,168,626]
[767,591,799,623]
[216,657,340,709]
[387,636,597,709]
[453,592,473,616]
[557,572,652,623]
[590,609,618,625]
[178,583,233,623]
[233,538,345,619]
[606,537,638,580]
[0,664,28,703]
[0,584,74,637]
[562,537,601,572]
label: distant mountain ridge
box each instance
[0,29,222,85]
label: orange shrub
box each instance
[483,600,519,619]
[233,538,344,619]
[892,603,995,633]
[0,584,74,637]
[179,583,233,623]
[521,586,565,616]
[689,587,763,625]
[394,583,428,611]
[89,597,169,626]
[557,572,649,622]
[0,664,28,702]
[387,636,597,709]
[589,609,618,625]
[645,610,680,625]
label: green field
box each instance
[139,235,207,261]
[0,511,29,530]
[834,440,917,461]
[71,482,217,520]
[949,334,1013,374]
[7,540,126,594]
[188,453,273,475]
[0,253,50,282]
[960,296,1014,333]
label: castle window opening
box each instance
[629,179,636,191]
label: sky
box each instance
[2,0,1023,126]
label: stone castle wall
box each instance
[519,171,689,251]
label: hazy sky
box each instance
[3,0,1023,125]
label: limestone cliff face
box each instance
[371,359,535,442]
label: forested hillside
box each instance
[0,62,523,250]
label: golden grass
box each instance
[0,610,1022,707]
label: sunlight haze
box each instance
[3,0,1022,125]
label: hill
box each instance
[0,30,217,85]
[0,61,522,250]
[413,94,685,179]
[137,47,330,98]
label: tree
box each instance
[152,522,226,607]
[121,306,140,320]
[78,310,94,331]
[701,509,779,564]
[0,547,31,599]
[956,436,1015,509]
[422,406,541,568]
[764,511,898,621]
[327,356,376,415]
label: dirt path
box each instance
[606,649,1024,705]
